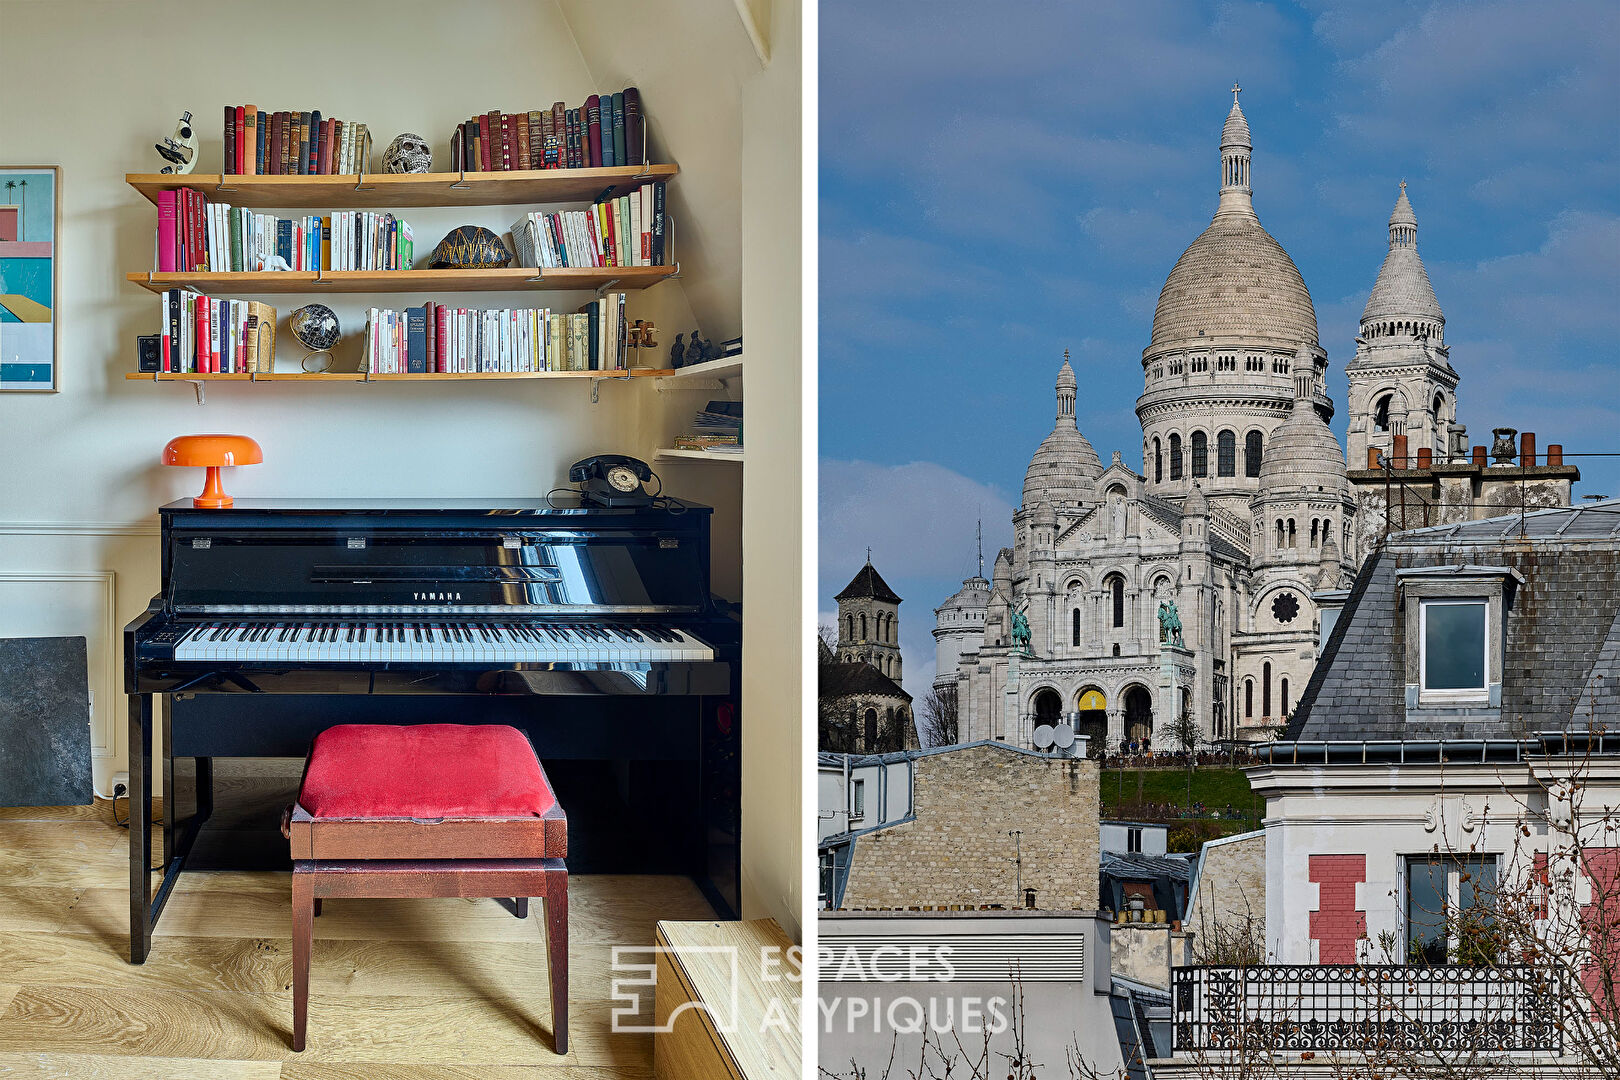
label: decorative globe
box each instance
[383,132,432,174]
[429,226,511,269]
[289,304,341,352]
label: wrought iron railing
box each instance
[1171,964,1563,1056]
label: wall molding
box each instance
[0,570,119,759]
[0,520,159,536]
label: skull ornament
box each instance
[383,132,432,174]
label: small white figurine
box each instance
[258,253,292,272]
[156,111,198,175]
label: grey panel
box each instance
[0,637,92,806]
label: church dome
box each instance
[1023,356,1103,508]
[1361,183,1442,327]
[937,574,990,614]
[1150,216,1319,350]
[1259,346,1348,495]
[1149,90,1319,352]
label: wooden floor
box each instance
[0,804,717,1078]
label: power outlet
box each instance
[110,770,130,797]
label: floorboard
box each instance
[0,815,715,1075]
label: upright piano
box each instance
[125,498,739,963]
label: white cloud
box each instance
[820,459,1016,586]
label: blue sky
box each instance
[819,0,1620,701]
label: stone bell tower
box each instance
[835,555,904,683]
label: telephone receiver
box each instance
[569,454,652,484]
[569,454,658,508]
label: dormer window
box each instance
[1397,565,1519,714]
[1420,599,1487,700]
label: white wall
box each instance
[0,0,748,794]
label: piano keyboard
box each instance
[171,621,714,664]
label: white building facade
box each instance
[935,90,1489,751]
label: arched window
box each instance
[864,708,878,747]
[1374,395,1392,432]
[1432,392,1445,419]
[1169,434,1183,480]
[846,614,854,639]
[1281,677,1290,716]
[1191,431,1208,478]
[1072,607,1082,646]
[860,613,867,639]
[1310,519,1319,546]
[1275,520,1284,549]
[1244,678,1254,718]
[1153,437,1163,483]
[1244,431,1263,477]
[1109,575,1125,628]
[1217,430,1236,477]
[1262,662,1272,718]
[1287,519,1297,547]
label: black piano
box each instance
[124,498,739,963]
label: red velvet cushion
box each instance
[299,724,555,819]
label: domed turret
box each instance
[1361,182,1443,334]
[1023,353,1103,508]
[1259,345,1348,495]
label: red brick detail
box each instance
[1579,848,1620,1022]
[1308,854,1367,964]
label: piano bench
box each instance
[282,723,568,1054]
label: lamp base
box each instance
[193,465,234,508]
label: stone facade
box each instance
[1184,831,1266,962]
[1110,923,1191,991]
[839,742,1101,910]
[934,91,1575,750]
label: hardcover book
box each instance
[623,87,643,166]
[223,107,237,175]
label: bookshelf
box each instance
[125,163,679,381]
[124,368,671,383]
[126,166,678,209]
[127,267,674,294]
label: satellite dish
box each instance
[1054,723,1076,749]
[1033,724,1056,749]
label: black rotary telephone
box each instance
[569,455,657,508]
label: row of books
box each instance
[511,182,667,270]
[157,289,276,374]
[675,401,743,453]
[363,294,630,374]
[222,107,370,175]
[452,88,644,172]
[157,189,414,272]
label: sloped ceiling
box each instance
[558,0,760,343]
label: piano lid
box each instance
[159,497,712,516]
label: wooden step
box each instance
[653,918,800,1079]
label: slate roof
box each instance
[835,561,902,603]
[1288,501,1620,742]
[1100,851,1196,883]
[818,661,911,703]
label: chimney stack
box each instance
[1473,445,1487,466]
[1416,447,1433,468]
[1520,432,1537,467]
[1547,444,1564,466]
[1392,433,1409,469]
[1366,446,1381,469]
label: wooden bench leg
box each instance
[291,867,314,1052]
[544,865,568,1055]
[514,897,528,919]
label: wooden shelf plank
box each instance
[126,166,678,209]
[654,448,744,464]
[125,267,674,294]
[125,369,673,382]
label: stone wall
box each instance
[839,743,1100,910]
[1185,831,1266,963]
[1109,923,1190,990]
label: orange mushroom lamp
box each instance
[162,434,263,508]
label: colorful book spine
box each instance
[223,107,237,174]
[611,91,626,168]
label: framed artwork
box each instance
[0,165,61,392]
